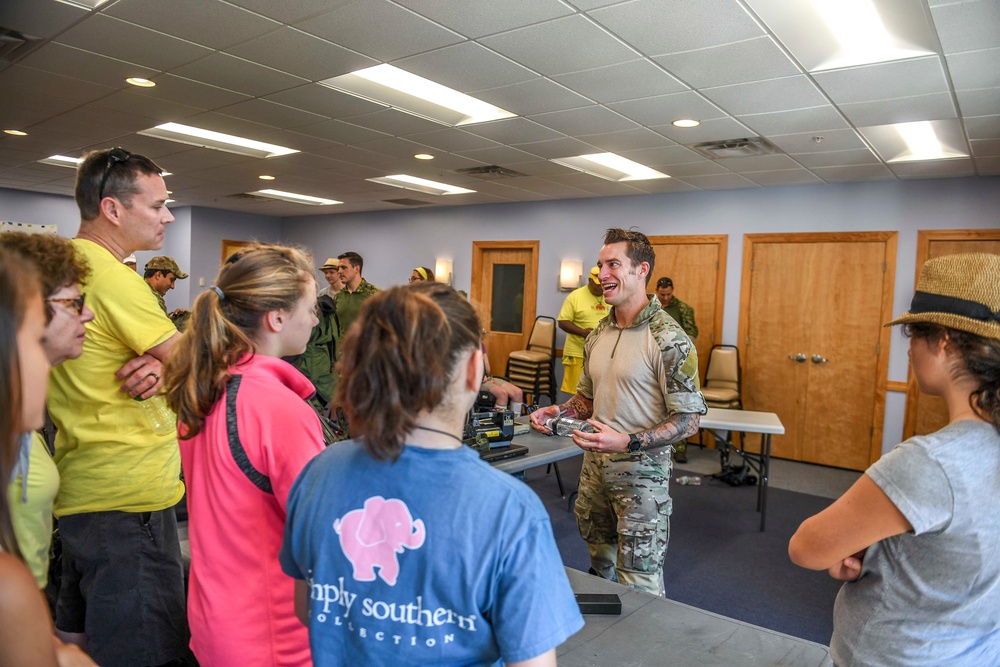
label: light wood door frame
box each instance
[221,239,255,266]
[903,229,1000,438]
[738,232,897,467]
[470,240,539,374]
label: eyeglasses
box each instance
[408,276,421,283]
[47,293,87,316]
[98,148,132,200]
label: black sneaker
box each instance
[673,450,688,464]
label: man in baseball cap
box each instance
[144,255,188,315]
[123,254,137,271]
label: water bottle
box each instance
[136,394,177,436]
[675,475,701,486]
[545,416,597,437]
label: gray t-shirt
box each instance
[832,420,1000,666]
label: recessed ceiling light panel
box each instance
[366,174,476,196]
[320,64,516,127]
[39,155,83,167]
[859,119,969,163]
[250,189,341,205]
[138,122,299,158]
[550,153,669,182]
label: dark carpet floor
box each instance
[523,458,843,646]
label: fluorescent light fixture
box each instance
[4,129,28,136]
[859,119,968,163]
[414,153,435,160]
[250,189,342,206]
[55,0,111,8]
[126,77,156,88]
[744,0,936,71]
[165,199,175,204]
[550,153,670,182]
[39,155,83,167]
[320,64,516,127]
[366,174,475,196]
[559,260,583,291]
[138,122,298,158]
[672,119,700,128]
[435,258,453,286]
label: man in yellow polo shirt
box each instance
[557,265,607,395]
[47,148,191,667]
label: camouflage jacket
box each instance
[334,279,380,339]
[661,296,698,340]
[146,281,168,315]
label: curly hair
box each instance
[0,233,90,316]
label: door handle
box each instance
[788,353,806,362]
[811,354,828,364]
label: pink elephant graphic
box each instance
[334,496,426,586]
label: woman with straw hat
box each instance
[789,253,1000,665]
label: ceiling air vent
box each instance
[385,198,433,206]
[454,165,527,179]
[0,27,43,63]
[690,137,781,160]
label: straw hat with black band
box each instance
[886,253,1000,340]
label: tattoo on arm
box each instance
[561,394,594,420]
[636,412,700,449]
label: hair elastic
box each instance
[209,285,225,300]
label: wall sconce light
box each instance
[559,260,583,291]
[435,258,454,286]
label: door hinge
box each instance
[870,426,874,439]
[750,260,754,272]
[883,261,886,273]
[876,343,881,355]
[711,332,715,344]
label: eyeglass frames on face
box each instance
[98,148,132,200]
[46,294,87,316]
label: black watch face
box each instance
[628,435,640,452]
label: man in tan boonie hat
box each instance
[886,253,1000,340]
[144,255,188,316]
[318,256,343,298]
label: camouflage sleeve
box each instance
[650,312,707,416]
[680,301,699,340]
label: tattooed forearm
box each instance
[636,412,700,449]
[561,394,594,420]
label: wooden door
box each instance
[903,230,1000,438]
[470,241,539,376]
[649,235,727,381]
[740,233,896,470]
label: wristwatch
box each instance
[626,433,642,453]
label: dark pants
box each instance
[56,507,191,667]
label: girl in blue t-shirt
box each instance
[280,282,583,667]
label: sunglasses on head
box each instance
[98,147,133,200]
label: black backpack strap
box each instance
[226,374,273,494]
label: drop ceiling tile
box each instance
[473,78,593,116]
[840,93,958,127]
[741,169,824,186]
[956,88,1000,117]
[0,131,82,156]
[791,149,879,168]
[589,0,763,56]
[462,118,564,144]
[971,138,1000,157]
[19,43,158,91]
[455,145,540,165]
[292,119,390,144]
[553,60,686,104]
[496,160,579,177]
[564,0,633,10]
[479,15,639,76]
[218,99,329,129]
[295,0,463,61]
[529,106,639,135]
[398,152,485,171]
[655,160,729,177]
[653,36,800,88]
[154,148,259,172]
[509,136,603,159]
[30,115,133,145]
[173,53,309,98]
[891,158,976,179]
[0,0,87,37]
[340,109,446,136]
[56,15,213,71]
[577,128,675,152]
[931,0,1000,54]
[965,115,1000,140]
[625,178,701,193]
[179,111,297,145]
[714,154,800,172]
[679,173,757,189]
[650,117,753,143]
[737,106,850,136]
[394,42,537,92]
[608,91,727,126]
[768,129,866,154]
[508,178,592,198]
[264,84,386,119]
[811,164,895,183]
[975,156,1000,174]
[92,90,205,123]
[543,173,648,196]
[133,74,250,110]
[0,65,116,106]
[702,76,827,116]
[313,144,399,167]
[352,137,438,160]
[813,57,948,105]
[105,0,281,50]
[946,49,1000,90]
[619,144,705,166]
[226,27,378,81]
[395,0,574,39]
[402,129,500,153]
[223,0,342,24]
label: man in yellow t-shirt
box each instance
[557,266,608,395]
[47,148,191,667]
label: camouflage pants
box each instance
[574,450,672,596]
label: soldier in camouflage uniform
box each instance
[333,251,380,341]
[144,256,190,328]
[655,277,699,463]
[531,228,706,596]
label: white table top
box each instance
[701,407,785,435]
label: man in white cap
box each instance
[318,256,343,298]
[557,265,608,395]
[123,254,137,271]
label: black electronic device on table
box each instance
[463,408,528,463]
[575,593,622,615]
